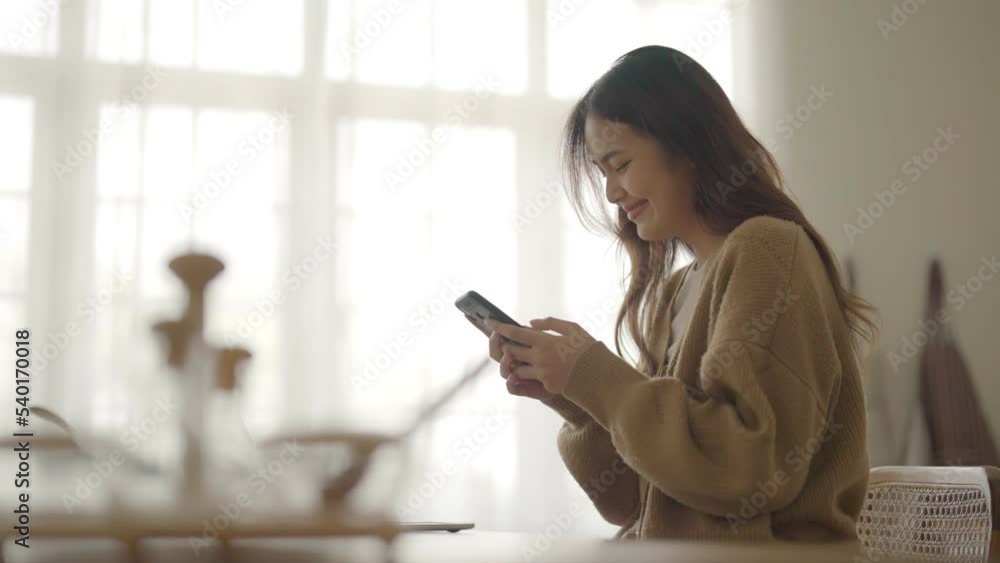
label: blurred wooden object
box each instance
[3,509,400,563]
[216,347,252,391]
[169,253,224,335]
[919,259,1000,467]
[0,252,499,563]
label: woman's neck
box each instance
[685,225,728,271]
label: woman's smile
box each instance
[624,201,649,221]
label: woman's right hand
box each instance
[464,314,557,403]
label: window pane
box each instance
[94,202,137,291]
[333,123,523,426]
[97,103,143,198]
[0,96,34,193]
[90,0,304,74]
[197,0,304,76]
[426,211,517,392]
[431,0,527,94]
[427,126,517,218]
[335,118,431,212]
[96,103,195,288]
[144,105,195,204]
[338,209,432,425]
[0,96,33,295]
[149,0,194,67]
[326,0,432,86]
[425,126,516,397]
[0,0,60,56]
[88,0,143,63]
[92,104,290,431]
[94,106,290,307]
[192,109,290,298]
[545,0,640,99]
[0,300,24,343]
[560,214,622,347]
[557,180,623,349]
[325,0,352,80]
[0,198,30,294]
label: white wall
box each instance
[733,0,1000,458]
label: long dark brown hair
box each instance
[561,45,878,372]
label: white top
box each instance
[665,260,705,362]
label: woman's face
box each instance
[584,114,698,242]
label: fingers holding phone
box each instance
[498,332,533,378]
[489,329,505,363]
[463,314,513,361]
[464,313,493,339]
[505,375,555,402]
[499,341,520,377]
[456,290,547,401]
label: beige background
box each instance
[731,0,999,458]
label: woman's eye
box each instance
[615,161,631,173]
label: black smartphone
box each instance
[454,290,527,346]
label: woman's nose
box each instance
[605,176,625,205]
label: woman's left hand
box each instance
[484,317,597,395]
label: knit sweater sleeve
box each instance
[538,267,691,527]
[542,394,641,526]
[560,225,845,518]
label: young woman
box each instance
[470,45,879,542]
